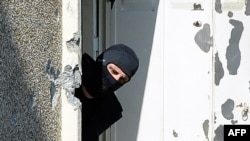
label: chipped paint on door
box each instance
[163,0,250,140]
[213,0,250,140]
[110,0,250,140]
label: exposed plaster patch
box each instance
[215,52,224,86]
[202,119,209,138]
[214,125,224,141]
[47,63,82,110]
[66,33,81,52]
[226,19,243,75]
[194,23,213,53]
[215,0,222,13]
[60,65,82,110]
[221,99,235,120]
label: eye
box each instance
[111,69,119,75]
[107,63,129,83]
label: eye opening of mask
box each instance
[106,63,130,84]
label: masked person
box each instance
[75,44,139,141]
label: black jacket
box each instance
[75,87,123,141]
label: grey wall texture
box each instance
[0,0,62,140]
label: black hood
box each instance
[96,44,139,78]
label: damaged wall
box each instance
[0,0,62,140]
[0,0,81,140]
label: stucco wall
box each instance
[0,1,62,140]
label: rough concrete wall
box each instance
[0,0,62,140]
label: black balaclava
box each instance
[82,44,139,98]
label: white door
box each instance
[109,0,250,140]
[162,1,213,140]
[111,0,212,140]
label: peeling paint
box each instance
[193,20,202,27]
[215,52,224,86]
[221,99,234,120]
[214,113,217,124]
[215,0,222,13]
[214,125,224,141]
[249,81,250,91]
[193,3,203,11]
[47,64,82,110]
[173,130,178,138]
[231,119,238,124]
[202,119,209,138]
[245,0,250,15]
[226,19,243,75]
[66,33,81,52]
[215,0,250,15]
[228,11,233,18]
[194,23,213,53]
[61,65,82,109]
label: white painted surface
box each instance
[110,0,250,140]
[213,1,250,139]
[163,1,213,140]
[61,0,81,141]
